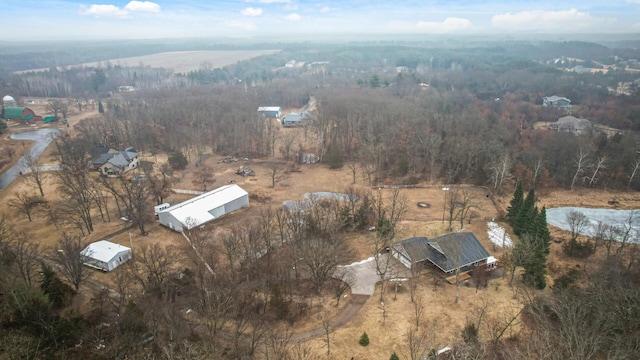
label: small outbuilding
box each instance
[282,113,304,127]
[257,106,281,118]
[80,240,132,272]
[158,184,249,232]
[2,95,16,107]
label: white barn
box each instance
[81,240,132,272]
[158,184,249,232]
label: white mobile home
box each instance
[158,184,249,232]
[81,240,132,272]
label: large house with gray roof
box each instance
[391,232,493,274]
[97,149,139,177]
[542,95,572,112]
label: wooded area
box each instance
[1,38,640,359]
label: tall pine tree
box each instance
[533,206,552,254]
[506,182,523,225]
[519,235,547,289]
[514,188,536,235]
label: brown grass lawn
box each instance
[2,108,640,358]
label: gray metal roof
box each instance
[393,232,490,272]
[93,153,116,165]
[107,150,138,168]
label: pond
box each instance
[0,128,61,190]
[546,207,640,239]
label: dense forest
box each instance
[6,39,636,191]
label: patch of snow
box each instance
[487,222,513,248]
[338,256,375,268]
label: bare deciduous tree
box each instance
[279,131,298,160]
[23,152,47,197]
[588,156,607,188]
[490,153,512,193]
[8,191,41,222]
[129,243,179,296]
[53,232,89,290]
[571,149,589,190]
[266,162,286,188]
[566,211,589,243]
[192,165,215,191]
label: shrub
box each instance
[563,239,594,259]
[168,151,188,170]
[326,146,344,169]
[553,269,579,293]
[359,331,370,346]
[461,322,479,344]
[389,352,399,360]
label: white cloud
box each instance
[491,9,608,31]
[124,1,161,13]
[79,4,129,17]
[320,6,330,13]
[626,0,640,4]
[416,17,473,33]
[80,1,160,18]
[241,7,263,16]
[228,20,257,30]
[284,13,301,21]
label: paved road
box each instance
[0,128,61,190]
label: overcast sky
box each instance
[3,0,640,40]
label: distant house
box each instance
[3,106,38,121]
[542,95,572,112]
[98,149,139,177]
[257,106,281,118]
[556,115,593,134]
[81,240,132,272]
[282,113,306,127]
[158,184,249,232]
[391,232,492,273]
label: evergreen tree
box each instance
[98,101,104,114]
[40,264,75,309]
[514,188,536,235]
[506,182,523,225]
[534,206,552,254]
[521,235,547,289]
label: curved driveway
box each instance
[0,128,61,190]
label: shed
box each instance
[158,184,249,232]
[80,240,132,272]
[282,113,304,127]
[392,232,491,273]
[258,106,281,118]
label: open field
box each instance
[14,49,280,74]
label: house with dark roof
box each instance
[542,95,572,112]
[391,232,492,274]
[98,150,139,177]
